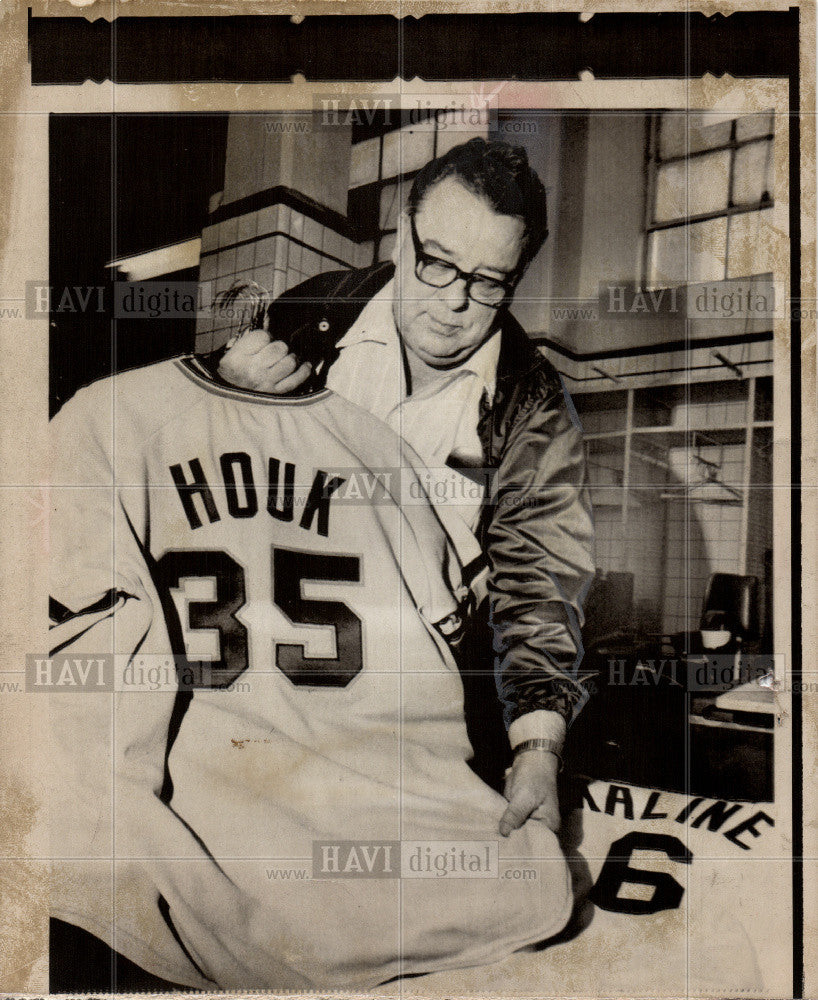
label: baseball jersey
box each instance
[48,357,572,990]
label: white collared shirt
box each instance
[325,279,500,471]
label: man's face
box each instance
[393,177,526,370]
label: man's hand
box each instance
[218,328,312,394]
[499,749,561,837]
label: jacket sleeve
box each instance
[484,376,596,730]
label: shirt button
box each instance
[318,319,330,332]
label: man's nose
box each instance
[440,277,470,312]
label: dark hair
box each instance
[406,137,548,272]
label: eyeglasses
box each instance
[409,215,519,309]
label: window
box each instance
[644,112,774,288]
[347,111,489,263]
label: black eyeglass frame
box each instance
[408,214,521,309]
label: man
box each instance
[213,137,596,836]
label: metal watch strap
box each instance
[513,738,564,771]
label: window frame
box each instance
[642,111,774,289]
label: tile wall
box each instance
[195,113,488,353]
[195,205,374,353]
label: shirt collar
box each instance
[335,277,502,400]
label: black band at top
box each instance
[29,10,799,86]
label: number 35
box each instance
[155,546,363,688]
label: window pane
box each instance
[649,217,727,286]
[654,150,731,222]
[732,139,773,206]
[687,217,728,282]
[659,112,733,158]
[379,183,400,230]
[658,114,685,158]
[378,232,397,262]
[379,179,412,230]
[381,123,435,179]
[735,112,774,143]
[727,208,775,278]
[654,161,686,220]
[349,137,381,188]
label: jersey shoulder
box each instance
[320,391,425,471]
[55,357,206,441]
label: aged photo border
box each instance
[0,2,815,996]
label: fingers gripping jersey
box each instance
[48,358,572,990]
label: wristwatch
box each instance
[513,738,564,771]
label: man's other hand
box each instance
[499,749,560,836]
[218,329,312,394]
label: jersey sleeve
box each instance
[49,384,152,613]
[48,387,318,989]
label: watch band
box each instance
[513,738,564,771]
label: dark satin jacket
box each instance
[205,261,596,729]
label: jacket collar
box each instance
[494,313,549,386]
